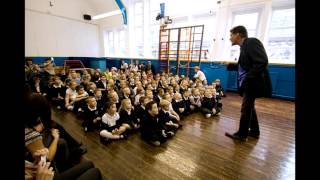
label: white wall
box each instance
[25,0,101,57]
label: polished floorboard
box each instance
[52,92,295,180]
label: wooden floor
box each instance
[52,92,295,180]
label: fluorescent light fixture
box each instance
[92,10,122,20]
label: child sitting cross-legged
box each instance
[201,89,218,118]
[100,101,128,144]
[159,99,180,137]
[140,101,168,146]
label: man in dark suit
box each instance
[225,25,272,141]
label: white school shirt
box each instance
[102,112,120,127]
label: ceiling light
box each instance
[92,10,122,20]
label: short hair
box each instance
[159,99,170,108]
[26,58,33,62]
[85,96,95,103]
[94,88,101,94]
[136,87,144,94]
[146,101,157,111]
[121,98,131,108]
[105,101,116,111]
[230,25,248,38]
[76,85,84,92]
[139,96,146,104]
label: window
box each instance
[229,11,260,60]
[149,0,162,58]
[104,29,127,57]
[192,13,216,60]
[107,31,114,56]
[267,7,295,64]
[150,25,159,58]
[134,1,144,57]
[148,0,216,60]
[119,30,126,56]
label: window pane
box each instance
[233,12,259,37]
[150,26,159,58]
[135,15,143,27]
[135,27,143,44]
[229,11,259,60]
[135,2,143,14]
[135,27,144,57]
[267,8,295,64]
[233,12,259,30]
[269,28,294,38]
[108,32,113,41]
[270,8,295,29]
[192,15,216,60]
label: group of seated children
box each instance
[25,58,226,146]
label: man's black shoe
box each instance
[248,131,260,139]
[225,132,247,142]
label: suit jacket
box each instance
[227,38,272,98]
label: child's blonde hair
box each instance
[119,98,131,111]
[159,99,170,108]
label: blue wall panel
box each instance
[27,56,295,100]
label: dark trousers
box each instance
[53,122,82,149]
[43,137,71,173]
[43,123,83,172]
[54,161,102,180]
[238,91,260,137]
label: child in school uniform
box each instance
[120,87,135,104]
[181,90,192,116]
[140,101,168,146]
[159,99,180,135]
[179,79,189,94]
[99,101,128,144]
[167,86,175,98]
[82,96,102,132]
[189,88,202,112]
[162,93,180,122]
[145,89,155,102]
[201,89,218,118]
[154,88,164,106]
[73,85,89,113]
[172,92,186,117]
[134,96,150,124]
[94,88,106,113]
[107,91,120,109]
[86,82,97,96]
[214,79,226,97]
[134,87,145,107]
[119,99,140,131]
[212,88,222,115]
[64,80,78,111]
[47,76,66,109]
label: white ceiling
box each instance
[88,0,121,15]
